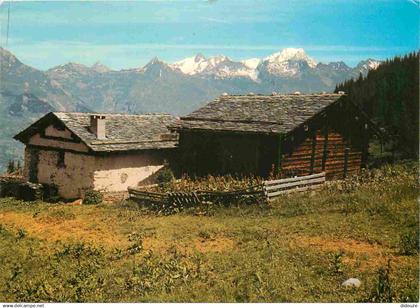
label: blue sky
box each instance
[0,0,418,70]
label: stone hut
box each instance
[14,112,178,199]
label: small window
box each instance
[57,151,66,168]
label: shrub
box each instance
[399,230,419,255]
[7,160,15,174]
[156,168,175,184]
[328,251,345,274]
[368,260,394,302]
[6,160,23,175]
[16,228,26,240]
[83,190,103,205]
[42,184,60,203]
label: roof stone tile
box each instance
[174,93,345,134]
[53,112,179,152]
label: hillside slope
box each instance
[0,162,418,302]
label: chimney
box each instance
[90,115,107,140]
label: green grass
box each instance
[0,162,418,302]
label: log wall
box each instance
[281,128,362,180]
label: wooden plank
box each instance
[281,162,312,169]
[265,176,325,191]
[326,155,362,162]
[193,192,200,203]
[283,153,359,164]
[325,156,361,164]
[264,172,325,185]
[264,173,325,185]
[265,176,325,192]
[282,158,313,165]
[267,183,324,198]
[284,146,362,161]
[325,166,361,174]
[310,132,317,174]
[128,188,165,197]
[130,195,163,202]
[326,159,361,166]
[280,169,311,176]
[325,167,360,176]
[290,139,347,150]
[284,157,320,166]
[129,191,160,198]
[343,148,349,178]
[325,161,361,169]
[286,145,319,152]
[130,195,164,203]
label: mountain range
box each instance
[0,47,381,170]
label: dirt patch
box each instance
[292,235,389,255]
[291,235,416,271]
[142,237,170,253]
[193,237,235,253]
[141,236,235,254]
[0,211,128,248]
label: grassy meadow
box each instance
[0,162,418,302]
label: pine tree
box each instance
[7,160,15,174]
[336,51,419,159]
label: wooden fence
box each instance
[128,172,326,207]
[263,172,326,201]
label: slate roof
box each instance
[15,112,179,152]
[173,93,345,134]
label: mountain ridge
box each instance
[45,47,381,82]
[0,46,381,170]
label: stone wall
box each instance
[93,152,164,193]
[24,147,166,199]
[25,148,96,198]
[23,125,167,199]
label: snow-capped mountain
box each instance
[169,54,259,80]
[355,59,381,75]
[168,48,378,81]
[47,48,380,83]
[264,48,317,67]
[171,48,319,79]
[258,48,317,77]
[169,53,224,75]
[41,47,382,115]
[241,58,262,70]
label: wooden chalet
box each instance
[171,93,381,179]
